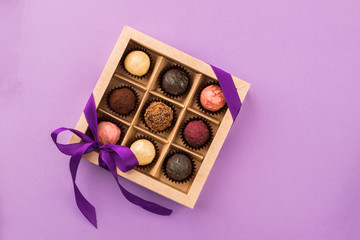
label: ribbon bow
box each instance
[51,94,172,228]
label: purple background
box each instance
[1,1,360,239]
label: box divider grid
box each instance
[113,73,148,91]
[120,55,164,147]
[152,72,203,188]
[70,26,250,207]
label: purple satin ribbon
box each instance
[51,65,240,227]
[51,94,172,228]
[210,65,242,120]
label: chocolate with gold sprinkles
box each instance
[144,102,173,132]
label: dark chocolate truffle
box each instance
[109,88,136,115]
[161,68,189,96]
[165,154,193,181]
[144,102,173,132]
[183,120,210,148]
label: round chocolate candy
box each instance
[144,102,173,132]
[165,153,193,181]
[124,50,150,77]
[200,84,226,112]
[183,120,210,148]
[161,68,189,96]
[130,139,156,166]
[109,88,136,115]
[97,121,121,145]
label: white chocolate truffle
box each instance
[124,51,150,77]
[130,139,156,166]
[97,121,121,145]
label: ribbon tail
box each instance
[69,143,98,228]
[100,151,172,216]
[116,179,172,215]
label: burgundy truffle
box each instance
[97,121,121,145]
[200,85,226,112]
[183,120,210,148]
[109,88,136,115]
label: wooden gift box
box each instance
[69,26,250,208]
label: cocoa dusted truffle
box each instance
[183,120,210,148]
[161,68,189,96]
[109,88,136,115]
[97,121,121,145]
[200,85,226,112]
[165,154,193,181]
[144,102,173,132]
[124,50,150,77]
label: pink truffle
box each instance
[200,85,226,112]
[97,121,121,145]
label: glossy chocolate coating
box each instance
[109,88,136,115]
[161,68,189,96]
[144,102,173,132]
[165,154,192,181]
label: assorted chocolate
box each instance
[197,82,227,115]
[160,66,190,97]
[124,50,151,77]
[200,84,226,112]
[182,119,211,149]
[108,87,137,115]
[130,139,156,166]
[163,152,194,182]
[144,101,174,132]
[95,44,227,187]
[97,121,121,145]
